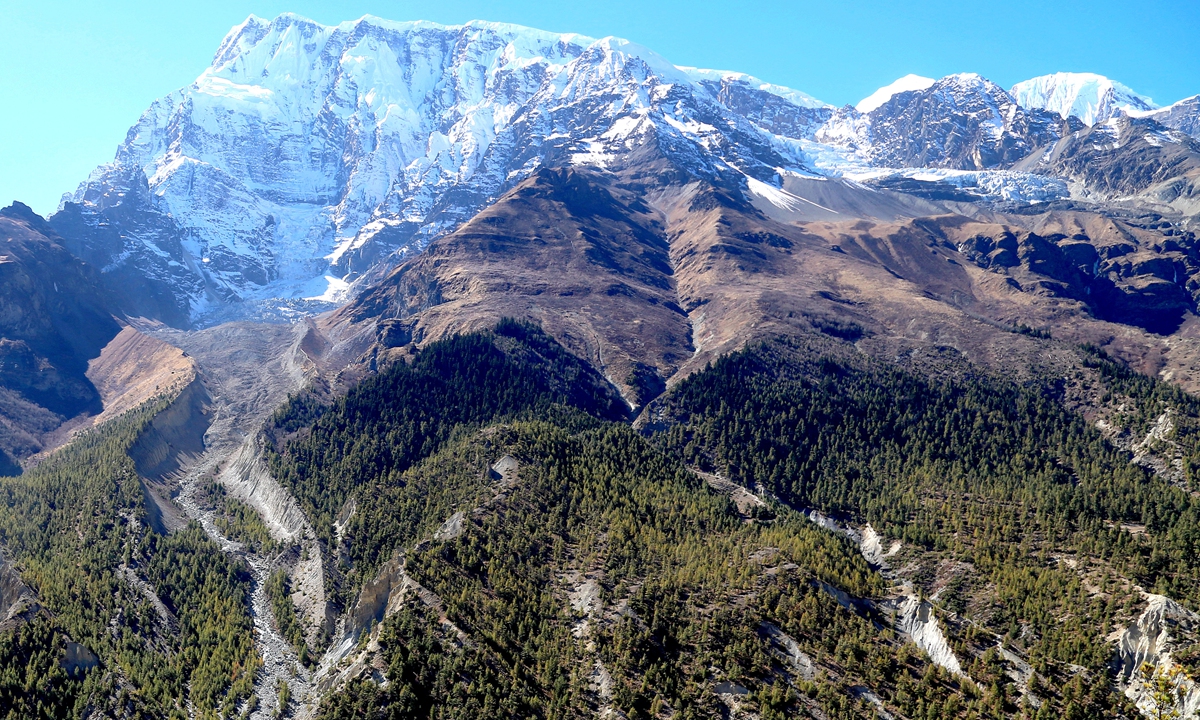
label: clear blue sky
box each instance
[3,0,1197,216]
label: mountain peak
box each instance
[937,72,991,87]
[1010,71,1156,125]
[856,74,935,113]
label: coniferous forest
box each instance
[3,321,1200,718]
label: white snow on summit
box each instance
[856,74,935,113]
[1010,72,1156,126]
[67,13,849,321]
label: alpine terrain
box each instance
[4,11,1200,720]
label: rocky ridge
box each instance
[56,14,1200,327]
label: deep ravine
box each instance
[147,321,318,718]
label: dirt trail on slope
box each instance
[149,321,317,719]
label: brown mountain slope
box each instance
[319,161,1200,411]
[329,167,694,406]
[0,204,200,472]
[0,203,123,470]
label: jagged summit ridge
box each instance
[60,13,837,324]
[57,13,1200,328]
[1010,71,1157,125]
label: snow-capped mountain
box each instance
[1132,95,1200,139]
[817,73,1068,171]
[55,14,838,323]
[855,74,935,113]
[54,14,1199,327]
[1010,72,1156,126]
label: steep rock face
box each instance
[60,14,825,325]
[0,203,122,470]
[50,166,202,327]
[0,554,39,632]
[127,378,212,482]
[1113,594,1200,718]
[1022,116,1200,202]
[957,213,1200,335]
[895,595,963,677]
[682,67,833,140]
[1138,95,1200,139]
[1010,72,1157,126]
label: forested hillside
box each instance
[0,398,259,719]
[266,319,628,598]
[257,323,1199,718]
[4,321,1200,718]
[655,336,1200,601]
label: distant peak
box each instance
[939,72,986,84]
[856,74,935,113]
[1010,72,1156,125]
[0,201,56,236]
[1,201,44,222]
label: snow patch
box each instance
[856,74,935,113]
[745,175,837,214]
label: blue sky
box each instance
[3,0,1197,216]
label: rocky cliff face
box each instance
[1140,95,1200,139]
[818,74,1071,171]
[50,166,203,327]
[57,15,834,325]
[0,203,122,471]
[65,14,1200,328]
[957,212,1200,335]
[1114,594,1200,718]
[1019,115,1200,204]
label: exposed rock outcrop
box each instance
[128,377,212,482]
[895,595,965,677]
[1113,593,1200,718]
[0,554,39,632]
